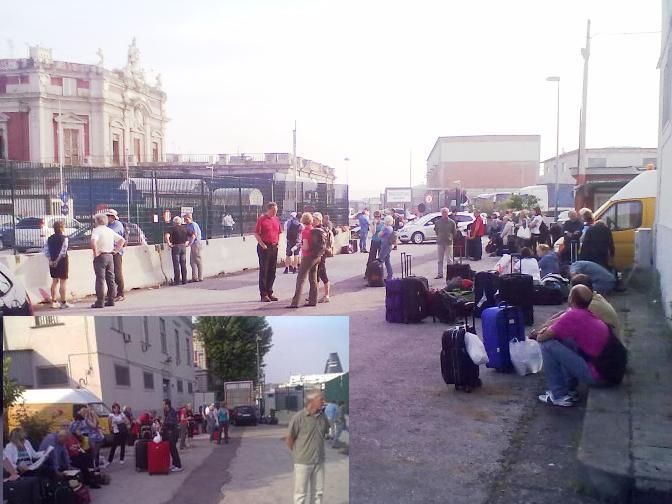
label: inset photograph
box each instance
[3,315,349,504]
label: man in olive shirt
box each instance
[287,391,330,504]
[435,207,457,279]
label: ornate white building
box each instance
[0,40,167,166]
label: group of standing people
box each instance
[204,402,231,445]
[360,210,398,280]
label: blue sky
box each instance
[2,1,662,197]
[263,316,349,383]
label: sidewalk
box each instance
[577,275,672,502]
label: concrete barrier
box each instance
[1,229,354,303]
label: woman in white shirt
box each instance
[517,247,542,283]
[107,403,129,464]
[4,428,44,476]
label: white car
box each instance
[14,215,85,252]
[398,212,474,244]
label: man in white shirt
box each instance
[90,213,125,308]
[529,207,544,252]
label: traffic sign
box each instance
[425,194,433,204]
[60,204,69,216]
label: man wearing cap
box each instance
[106,209,127,302]
[90,213,125,308]
[284,211,303,274]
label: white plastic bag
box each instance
[509,338,543,376]
[495,254,512,274]
[464,332,489,366]
[153,433,162,443]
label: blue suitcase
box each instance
[481,303,525,372]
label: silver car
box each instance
[399,212,474,244]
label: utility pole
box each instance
[577,19,591,183]
[58,99,64,196]
[293,121,298,212]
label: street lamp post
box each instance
[546,76,561,218]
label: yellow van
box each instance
[7,388,113,438]
[593,169,657,271]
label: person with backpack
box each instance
[378,215,396,281]
[284,212,303,274]
[288,212,324,308]
[530,285,622,407]
[367,211,384,266]
[216,402,230,445]
[313,212,333,303]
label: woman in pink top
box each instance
[531,284,609,407]
[288,213,321,308]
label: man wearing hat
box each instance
[284,211,302,274]
[106,209,126,302]
[90,213,125,308]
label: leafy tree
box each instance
[497,194,539,212]
[195,317,273,385]
[3,356,24,412]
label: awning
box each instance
[212,188,264,206]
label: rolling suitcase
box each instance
[497,273,534,326]
[134,438,150,472]
[385,278,405,323]
[147,441,171,475]
[366,259,385,287]
[350,238,358,253]
[481,304,525,372]
[399,252,430,323]
[474,270,499,317]
[446,245,472,282]
[440,325,482,392]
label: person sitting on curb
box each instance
[530,285,610,407]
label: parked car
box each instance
[14,216,85,252]
[0,218,15,249]
[390,208,417,222]
[67,222,148,249]
[399,212,474,244]
[231,405,258,426]
[0,262,33,315]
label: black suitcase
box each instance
[135,439,150,472]
[446,246,472,282]
[474,270,499,316]
[350,238,358,253]
[440,325,482,392]
[5,477,40,504]
[399,252,430,323]
[366,259,385,287]
[498,273,534,325]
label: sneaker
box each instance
[51,301,60,309]
[114,295,125,302]
[171,466,183,472]
[60,301,73,309]
[538,391,573,407]
[568,390,580,402]
[319,296,330,303]
[260,295,271,302]
[283,267,289,274]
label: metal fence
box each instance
[0,161,349,252]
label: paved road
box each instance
[36,242,600,502]
[220,423,348,504]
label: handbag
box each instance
[464,332,488,366]
[516,226,531,240]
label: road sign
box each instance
[425,194,433,204]
[60,204,69,216]
[385,187,412,204]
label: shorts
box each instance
[317,257,328,283]
[286,243,300,257]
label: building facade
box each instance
[426,135,541,198]
[541,147,657,210]
[165,152,337,184]
[657,0,672,324]
[3,316,195,413]
[0,41,167,166]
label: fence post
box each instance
[200,177,207,239]
[88,166,93,224]
[152,170,159,243]
[238,183,243,237]
[10,162,17,255]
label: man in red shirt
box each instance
[254,202,283,302]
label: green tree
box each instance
[497,194,539,212]
[3,356,24,412]
[195,317,273,385]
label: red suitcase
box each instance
[147,441,171,475]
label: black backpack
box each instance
[582,328,627,385]
[287,219,301,243]
[309,228,327,258]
